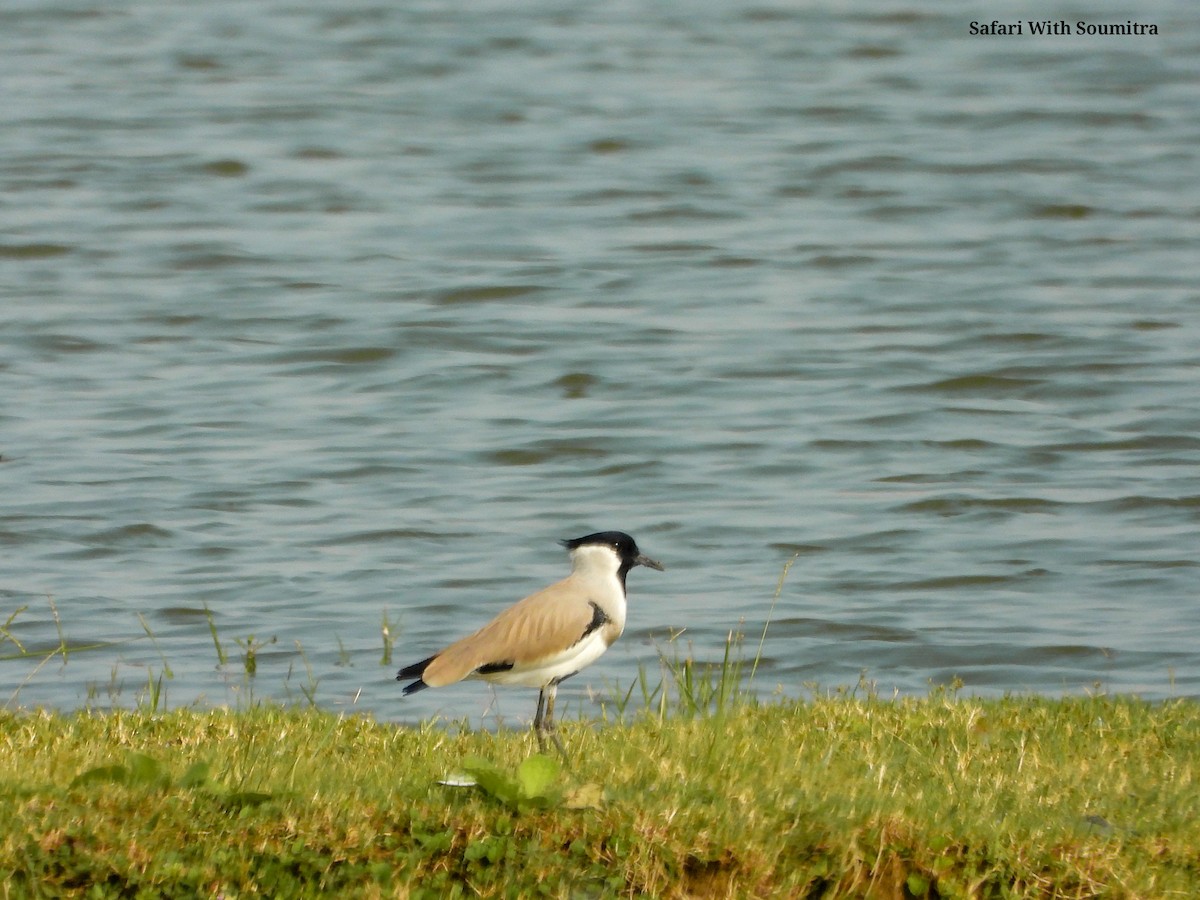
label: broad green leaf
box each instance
[126,752,165,786]
[906,873,930,897]
[516,754,559,799]
[564,782,604,810]
[70,764,129,789]
[462,757,520,806]
[180,760,211,789]
[223,790,275,809]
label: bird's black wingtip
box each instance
[397,653,437,696]
[397,654,436,678]
[399,678,428,696]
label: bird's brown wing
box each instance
[420,577,601,687]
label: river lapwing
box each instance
[397,531,664,757]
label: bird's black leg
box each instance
[533,684,568,762]
[533,687,547,739]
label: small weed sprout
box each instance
[234,634,276,677]
[380,608,397,666]
[336,635,351,667]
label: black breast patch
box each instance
[578,601,610,643]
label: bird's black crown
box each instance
[560,531,640,559]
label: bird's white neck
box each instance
[568,544,628,637]
[568,544,624,585]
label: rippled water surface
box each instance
[3,1,1199,723]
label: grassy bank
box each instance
[3,693,1199,898]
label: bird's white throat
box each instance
[568,543,627,592]
[568,542,622,573]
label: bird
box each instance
[397,531,664,758]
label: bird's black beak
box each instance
[636,553,665,571]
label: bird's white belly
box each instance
[474,627,615,688]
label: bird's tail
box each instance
[396,654,437,695]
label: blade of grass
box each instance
[203,602,227,666]
[137,613,174,680]
[0,605,29,655]
[48,595,67,663]
[748,552,799,686]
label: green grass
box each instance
[2,576,1198,896]
[2,693,1198,898]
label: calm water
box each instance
[3,1,1199,725]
